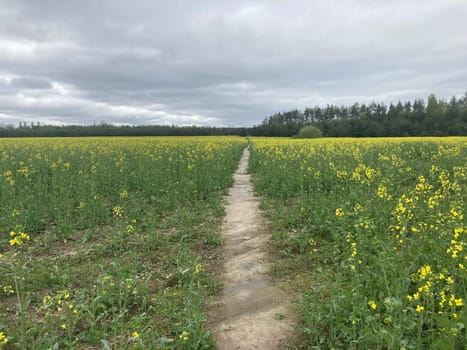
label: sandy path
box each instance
[208,147,293,350]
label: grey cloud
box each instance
[9,76,52,89]
[0,0,466,126]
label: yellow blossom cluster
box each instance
[0,331,8,344]
[8,230,30,246]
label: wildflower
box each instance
[439,291,447,308]
[195,263,204,274]
[308,239,318,253]
[454,227,463,238]
[415,305,424,312]
[368,300,377,310]
[418,265,432,280]
[9,237,22,246]
[179,330,189,342]
[2,285,14,295]
[131,331,140,339]
[43,295,52,305]
[20,232,30,240]
[8,230,30,246]
[112,205,124,219]
[350,242,357,257]
[377,185,387,198]
[335,208,345,217]
[0,331,8,344]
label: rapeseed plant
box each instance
[0,136,245,348]
[249,136,466,349]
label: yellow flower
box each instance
[0,331,8,344]
[415,305,424,312]
[2,285,14,295]
[8,230,30,246]
[418,265,432,280]
[131,331,140,339]
[377,185,387,198]
[112,205,124,219]
[9,237,22,246]
[335,208,345,217]
[179,330,189,342]
[195,263,204,274]
[368,300,377,310]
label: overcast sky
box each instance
[0,0,466,127]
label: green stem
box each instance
[13,275,22,315]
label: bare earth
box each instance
[208,148,293,350]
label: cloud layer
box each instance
[1,0,466,126]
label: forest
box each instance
[0,94,466,137]
[0,123,249,138]
[251,93,467,137]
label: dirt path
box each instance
[208,147,293,350]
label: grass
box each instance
[249,137,466,350]
[0,136,245,349]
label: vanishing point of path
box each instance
[209,147,293,350]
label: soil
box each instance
[208,148,294,349]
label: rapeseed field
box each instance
[249,137,466,349]
[0,136,245,349]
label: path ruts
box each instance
[208,147,293,350]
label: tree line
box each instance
[251,93,467,137]
[0,93,466,137]
[0,123,249,138]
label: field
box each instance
[1,136,466,349]
[0,136,245,349]
[248,137,466,349]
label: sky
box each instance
[0,0,466,127]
